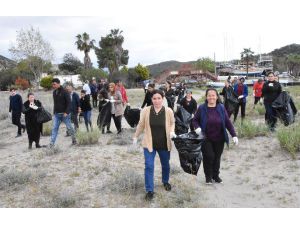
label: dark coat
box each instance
[23,100,42,142]
[9,94,23,112]
[70,92,80,114]
[53,86,71,114]
[141,91,153,108]
[80,96,92,112]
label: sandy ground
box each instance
[0,88,299,208]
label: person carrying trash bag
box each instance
[133,89,176,201]
[174,106,192,135]
[193,88,238,185]
[172,131,204,175]
[97,89,112,134]
[124,104,140,128]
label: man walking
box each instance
[49,78,76,147]
[9,88,26,137]
[66,84,80,134]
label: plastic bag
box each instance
[97,102,112,128]
[172,131,205,175]
[124,105,141,128]
[174,106,192,135]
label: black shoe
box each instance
[205,177,213,185]
[213,176,223,184]
[36,144,42,148]
[72,140,77,145]
[163,183,172,191]
[28,143,32,149]
[106,130,112,134]
[15,134,22,138]
[145,192,154,201]
[117,129,122,134]
[102,129,105,134]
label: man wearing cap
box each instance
[233,77,248,122]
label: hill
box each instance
[0,55,16,70]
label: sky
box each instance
[1,0,300,68]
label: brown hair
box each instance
[108,83,116,94]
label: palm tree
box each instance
[241,48,254,78]
[75,32,95,69]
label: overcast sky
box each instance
[1,0,299,67]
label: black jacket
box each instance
[141,91,153,108]
[9,94,23,112]
[70,92,80,114]
[80,96,92,112]
[262,81,282,103]
[53,86,71,114]
[180,97,197,115]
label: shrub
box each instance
[45,145,61,156]
[15,76,30,90]
[277,123,300,158]
[40,75,53,90]
[236,119,269,138]
[76,128,100,145]
[255,104,265,115]
[0,170,31,190]
[43,122,52,136]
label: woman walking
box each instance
[179,90,197,131]
[107,83,123,134]
[80,90,93,132]
[23,93,44,149]
[133,89,176,201]
[220,80,238,118]
[193,88,238,184]
[262,71,282,131]
[164,81,175,110]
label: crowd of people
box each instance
[8,72,287,201]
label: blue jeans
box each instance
[144,148,170,192]
[50,113,75,145]
[83,110,92,131]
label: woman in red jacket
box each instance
[253,78,264,108]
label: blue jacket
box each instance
[9,94,23,112]
[70,92,80,114]
[90,83,98,95]
[233,83,248,103]
[193,103,236,145]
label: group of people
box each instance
[220,72,282,131]
[8,73,283,201]
[8,77,130,149]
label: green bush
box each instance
[236,119,269,139]
[76,128,100,145]
[277,123,300,158]
[43,122,52,136]
[40,75,53,90]
[255,104,265,115]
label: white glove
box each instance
[238,95,244,99]
[132,138,137,145]
[110,99,116,103]
[170,132,176,139]
[195,128,201,135]
[104,99,110,102]
[232,137,238,145]
[191,114,194,119]
[32,105,38,110]
[126,102,130,106]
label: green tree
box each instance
[194,57,215,73]
[75,33,95,69]
[9,26,54,89]
[40,75,54,90]
[95,29,129,76]
[59,53,84,74]
[241,48,254,78]
[135,63,150,80]
[79,68,108,83]
[286,54,300,77]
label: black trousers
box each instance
[234,101,246,122]
[254,97,261,105]
[92,94,98,107]
[107,114,122,132]
[202,139,225,180]
[12,111,25,135]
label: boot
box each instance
[36,142,42,148]
[28,141,33,149]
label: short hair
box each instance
[267,71,274,76]
[52,78,60,84]
[148,83,155,89]
[81,90,86,94]
[10,87,16,91]
[151,89,165,98]
[27,92,34,98]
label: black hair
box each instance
[166,81,171,87]
[151,89,165,98]
[205,88,221,104]
[267,71,274,76]
[81,90,86,94]
[148,83,155,89]
[27,92,34,98]
[10,87,16,91]
[99,89,108,99]
[52,78,60,84]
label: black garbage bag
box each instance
[97,102,112,128]
[175,106,192,135]
[172,131,205,175]
[226,90,239,113]
[272,91,297,126]
[124,105,141,128]
[166,96,176,109]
